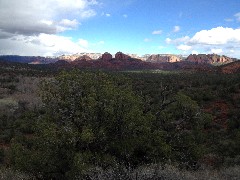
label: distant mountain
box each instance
[52,52,216,72]
[66,52,156,70]
[1,53,239,72]
[186,54,234,64]
[0,55,58,64]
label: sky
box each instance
[0,0,240,58]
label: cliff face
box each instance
[75,55,92,61]
[59,53,102,61]
[115,52,131,60]
[186,54,233,64]
[101,52,112,61]
[146,54,180,63]
[210,54,233,63]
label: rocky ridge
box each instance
[59,53,102,61]
[101,52,113,61]
[146,54,180,63]
[1,53,238,72]
[186,54,233,64]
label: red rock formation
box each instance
[186,54,233,64]
[102,52,112,61]
[146,54,180,63]
[115,52,131,60]
[75,55,92,61]
[59,53,101,61]
[210,54,232,63]
[187,54,210,64]
[168,55,180,62]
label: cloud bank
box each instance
[166,27,240,57]
[0,0,98,56]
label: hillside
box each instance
[219,60,240,74]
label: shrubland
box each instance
[0,66,240,179]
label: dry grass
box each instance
[0,98,18,115]
[0,76,43,116]
[0,168,35,180]
[84,164,240,180]
[0,159,239,179]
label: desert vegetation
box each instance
[0,63,240,179]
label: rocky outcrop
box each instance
[146,54,180,63]
[186,54,233,64]
[101,52,112,61]
[210,54,232,63]
[115,52,131,60]
[59,53,102,61]
[168,55,180,62]
[59,54,78,61]
[75,55,92,61]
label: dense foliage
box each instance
[0,66,240,179]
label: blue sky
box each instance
[0,0,240,57]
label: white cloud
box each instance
[173,26,180,32]
[123,14,128,18]
[211,48,223,54]
[191,50,198,54]
[177,44,191,51]
[78,39,89,47]
[170,36,190,44]
[189,27,240,45]
[56,19,80,32]
[165,38,172,44]
[167,27,240,58]
[55,0,87,9]
[101,12,111,17]
[0,33,88,56]
[98,41,104,44]
[59,19,79,28]
[56,26,71,33]
[40,20,53,26]
[165,36,190,45]
[234,12,240,22]
[79,9,97,18]
[152,30,162,35]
